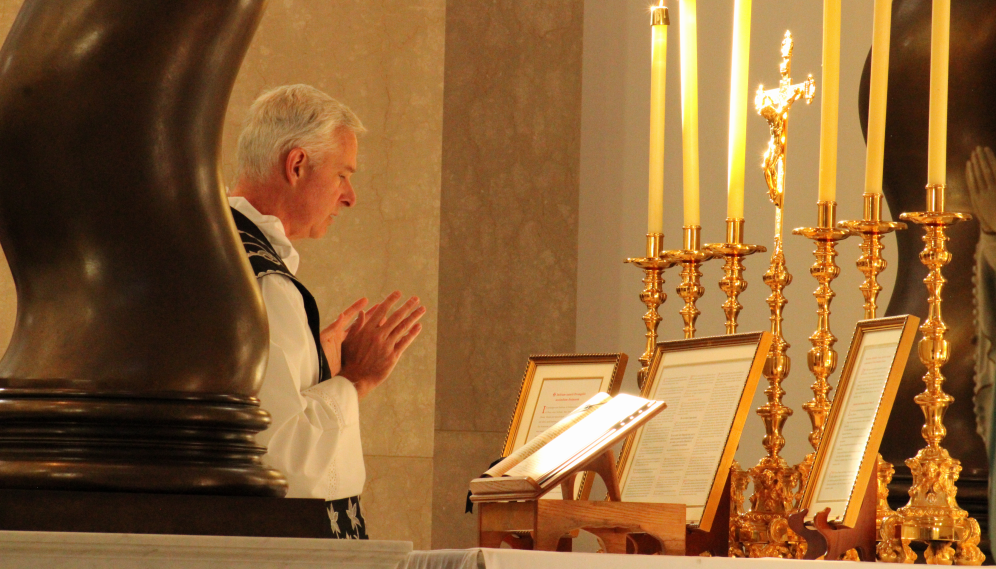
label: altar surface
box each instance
[404,549,864,569]
[0,531,412,569]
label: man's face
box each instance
[290,127,358,239]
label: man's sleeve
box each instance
[255,274,365,500]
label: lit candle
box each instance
[726,0,751,220]
[679,0,700,227]
[864,0,892,196]
[817,0,841,203]
[649,2,668,234]
[926,0,950,190]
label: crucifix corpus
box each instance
[756,31,815,209]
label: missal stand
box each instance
[787,473,877,561]
[476,449,686,554]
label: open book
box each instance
[469,393,666,502]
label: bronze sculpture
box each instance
[0,0,285,495]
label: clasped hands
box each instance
[320,291,425,400]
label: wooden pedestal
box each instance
[787,472,877,561]
[478,499,685,554]
[475,449,685,554]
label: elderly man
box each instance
[228,84,424,538]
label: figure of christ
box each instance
[755,32,816,208]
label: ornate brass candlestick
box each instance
[837,192,906,534]
[731,31,814,559]
[626,234,678,389]
[706,219,766,334]
[877,185,985,565]
[838,193,907,319]
[792,201,851,480]
[675,225,716,339]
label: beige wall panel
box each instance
[434,0,583,435]
[431,0,584,548]
[363,456,434,548]
[431,430,504,549]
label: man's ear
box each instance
[284,148,307,185]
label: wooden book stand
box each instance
[477,449,685,554]
[787,472,877,561]
[686,476,732,556]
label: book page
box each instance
[505,394,652,481]
[524,377,605,442]
[620,346,755,525]
[484,392,610,478]
[810,327,903,518]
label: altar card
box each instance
[501,353,626,499]
[801,316,918,528]
[616,332,772,530]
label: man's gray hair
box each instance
[235,84,365,184]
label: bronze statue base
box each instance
[0,488,332,538]
[0,390,285,496]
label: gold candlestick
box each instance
[626,234,678,389]
[792,201,851,483]
[706,218,766,334]
[837,192,906,535]
[838,193,906,319]
[731,32,814,559]
[877,184,985,565]
[675,225,716,339]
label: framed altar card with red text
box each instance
[800,315,919,528]
[500,353,627,500]
[616,332,772,531]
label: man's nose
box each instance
[341,182,356,207]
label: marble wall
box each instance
[431,0,584,549]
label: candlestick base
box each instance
[625,233,679,389]
[877,198,984,565]
[730,206,803,559]
[706,218,766,335]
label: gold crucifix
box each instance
[755,31,815,209]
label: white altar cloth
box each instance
[403,549,865,569]
[0,530,412,569]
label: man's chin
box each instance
[312,223,331,239]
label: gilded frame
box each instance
[799,315,919,528]
[500,353,627,500]
[614,332,771,530]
